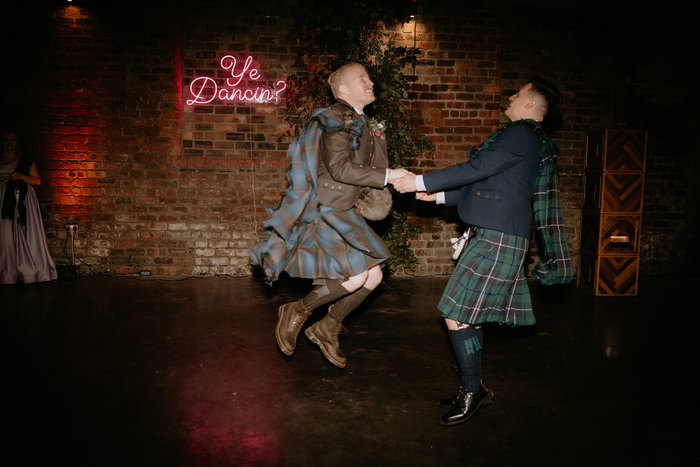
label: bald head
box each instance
[328,62,375,110]
[328,63,361,98]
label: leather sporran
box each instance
[355,187,392,221]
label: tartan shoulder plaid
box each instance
[250,107,370,285]
[526,121,574,285]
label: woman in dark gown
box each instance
[0,130,57,284]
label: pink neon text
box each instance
[187,55,287,105]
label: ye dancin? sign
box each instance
[187,55,287,105]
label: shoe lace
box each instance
[332,324,344,345]
[289,303,310,333]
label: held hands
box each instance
[415,192,437,202]
[388,168,416,192]
[389,168,437,202]
[390,170,417,193]
[387,168,410,181]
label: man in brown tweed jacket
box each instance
[274,62,406,368]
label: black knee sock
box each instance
[448,326,484,393]
[329,286,372,322]
[301,279,350,311]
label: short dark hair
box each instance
[529,76,563,132]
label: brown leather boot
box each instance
[275,300,312,356]
[305,309,346,368]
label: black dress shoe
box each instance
[440,384,494,426]
[438,387,461,409]
[438,383,480,408]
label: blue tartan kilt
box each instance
[275,204,389,281]
[438,227,535,326]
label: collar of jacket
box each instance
[334,99,365,118]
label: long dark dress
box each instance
[0,157,57,284]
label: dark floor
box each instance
[1,273,698,466]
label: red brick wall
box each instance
[3,1,696,278]
[393,3,588,277]
[175,2,300,275]
[391,6,504,276]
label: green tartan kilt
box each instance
[438,227,535,326]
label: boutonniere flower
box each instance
[367,118,386,139]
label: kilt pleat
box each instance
[438,228,535,326]
[262,202,389,282]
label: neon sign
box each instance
[187,55,287,105]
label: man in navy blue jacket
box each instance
[392,77,572,425]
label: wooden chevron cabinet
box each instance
[578,129,647,296]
